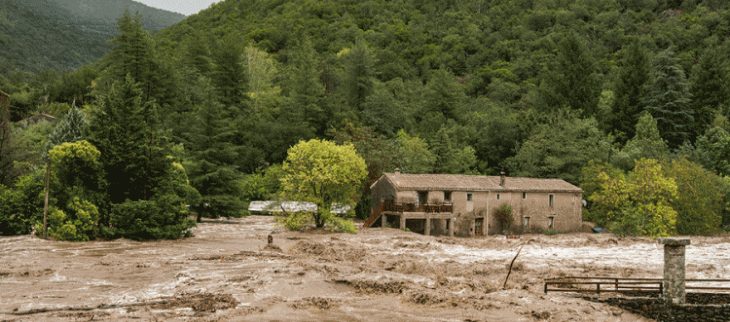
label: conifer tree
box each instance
[105,10,159,103]
[540,32,600,117]
[187,79,244,222]
[644,49,693,148]
[87,75,160,204]
[689,47,730,140]
[287,37,325,135]
[609,39,651,144]
[342,38,376,113]
[212,36,245,107]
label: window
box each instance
[522,192,526,199]
[548,216,555,229]
[549,194,554,207]
[523,217,530,230]
[497,194,500,200]
[467,193,473,201]
[444,191,452,201]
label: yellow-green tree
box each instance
[281,139,367,232]
[664,159,723,235]
[589,158,677,237]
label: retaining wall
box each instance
[583,293,730,322]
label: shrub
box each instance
[495,204,514,233]
[43,197,100,241]
[543,229,558,236]
[278,212,313,231]
[107,194,196,240]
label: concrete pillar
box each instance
[381,213,387,227]
[448,218,454,237]
[425,217,431,236]
[400,215,406,230]
[660,238,690,305]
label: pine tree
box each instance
[87,75,159,204]
[689,47,730,140]
[212,36,245,108]
[187,79,244,221]
[47,101,86,148]
[540,31,600,117]
[287,37,326,135]
[342,38,377,113]
[609,39,651,144]
[644,49,693,148]
[105,10,159,103]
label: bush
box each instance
[107,194,196,240]
[495,204,514,234]
[543,229,558,236]
[43,197,100,241]
[0,170,45,236]
[278,212,313,231]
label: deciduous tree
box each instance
[280,139,367,232]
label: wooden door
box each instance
[475,218,484,236]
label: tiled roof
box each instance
[374,172,582,193]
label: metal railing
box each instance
[545,277,730,295]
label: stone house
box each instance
[365,170,583,237]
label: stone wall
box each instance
[583,293,730,322]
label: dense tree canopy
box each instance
[5,0,730,237]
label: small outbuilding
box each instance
[366,170,583,237]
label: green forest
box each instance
[2,0,730,239]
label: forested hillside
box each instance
[3,0,730,239]
[0,0,184,74]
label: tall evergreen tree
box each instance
[644,49,693,148]
[689,47,730,140]
[186,79,244,221]
[87,75,161,204]
[609,39,651,144]
[342,38,377,113]
[540,32,600,117]
[286,37,326,136]
[212,36,245,108]
[104,10,159,103]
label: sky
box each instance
[134,0,224,16]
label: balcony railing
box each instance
[380,200,453,213]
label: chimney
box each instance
[395,168,401,174]
[500,172,506,187]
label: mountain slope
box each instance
[0,0,185,74]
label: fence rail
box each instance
[544,277,730,295]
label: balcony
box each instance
[381,200,453,213]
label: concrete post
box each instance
[660,238,690,305]
[425,217,431,236]
[381,213,387,227]
[400,215,406,230]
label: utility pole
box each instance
[43,159,50,239]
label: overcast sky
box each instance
[134,0,223,16]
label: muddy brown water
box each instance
[5,215,728,321]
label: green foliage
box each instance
[695,126,730,176]
[539,32,600,117]
[588,158,677,237]
[108,195,195,240]
[396,130,435,174]
[45,197,100,241]
[613,113,669,170]
[664,159,722,235]
[495,204,513,233]
[0,184,24,235]
[281,139,367,231]
[509,115,612,183]
[689,47,730,139]
[644,49,693,148]
[278,211,313,231]
[608,38,651,143]
[186,79,244,221]
[543,229,558,236]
